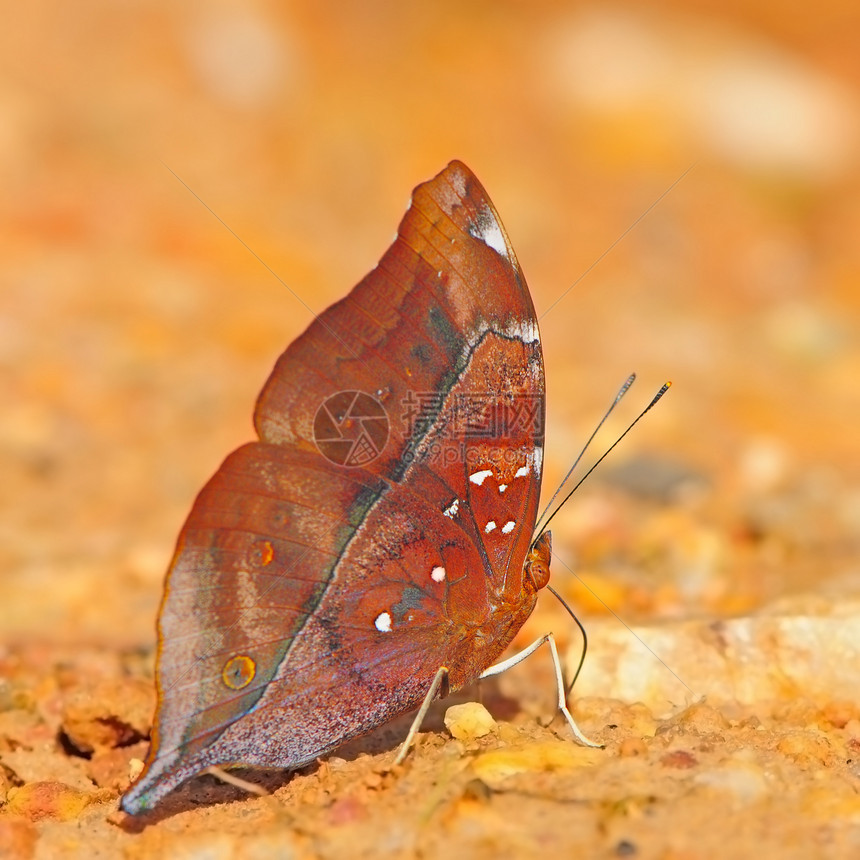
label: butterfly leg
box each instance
[203,766,269,798]
[480,633,603,749]
[393,666,450,766]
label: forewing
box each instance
[255,159,541,483]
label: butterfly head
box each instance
[524,531,551,591]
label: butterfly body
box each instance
[122,161,551,815]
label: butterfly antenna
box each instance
[536,381,672,539]
[535,373,636,534]
[546,584,589,696]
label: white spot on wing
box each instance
[501,520,516,534]
[534,446,544,476]
[484,520,497,533]
[468,205,509,259]
[514,465,529,479]
[502,320,540,344]
[431,566,446,582]
[498,484,508,493]
[469,469,493,486]
[375,612,392,633]
[443,498,460,518]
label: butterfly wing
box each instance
[122,162,545,814]
[254,160,540,473]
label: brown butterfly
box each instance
[122,161,597,815]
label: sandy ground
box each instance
[2,2,860,857]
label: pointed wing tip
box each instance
[411,160,493,222]
[420,160,482,203]
[119,784,152,817]
[119,748,193,816]
[444,158,474,178]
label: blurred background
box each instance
[2,0,859,646]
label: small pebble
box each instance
[444,702,497,741]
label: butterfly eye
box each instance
[524,531,552,590]
[525,558,550,591]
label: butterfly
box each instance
[121,160,596,815]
